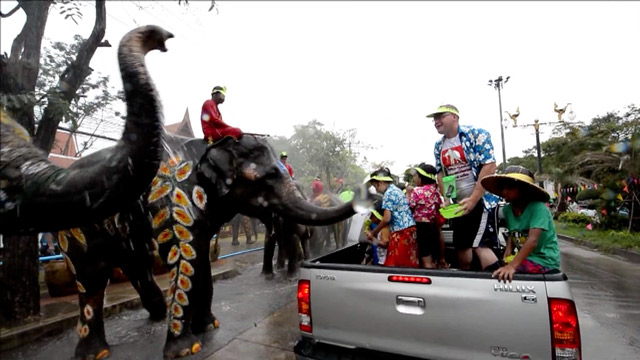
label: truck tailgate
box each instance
[306,268,552,360]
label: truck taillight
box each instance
[549,298,581,360]
[388,275,431,284]
[297,280,312,333]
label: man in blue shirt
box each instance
[429,104,501,271]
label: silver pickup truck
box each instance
[294,216,582,360]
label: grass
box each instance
[554,221,640,253]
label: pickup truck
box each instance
[293,213,581,360]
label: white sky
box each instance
[2,1,639,176]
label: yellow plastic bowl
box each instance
[439,204,464,219]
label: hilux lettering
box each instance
[493,284,536,294]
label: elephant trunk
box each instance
[0,26,173,234]
[272,180,358,226]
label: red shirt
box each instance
[284,163,294,178]
[201,99,243,143]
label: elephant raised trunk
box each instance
[0,26,173,234]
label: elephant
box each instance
[0,26,173,235]
[56,131,370,358]
[260,210,315,277]
[309,192,349,254]
[229,214,259,245]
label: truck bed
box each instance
[296,243,578,360]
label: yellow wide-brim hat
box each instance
[481,165,550,202]
[426,105,460,118]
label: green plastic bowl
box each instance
[439,204,464,219]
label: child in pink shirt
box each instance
[406,163,447,268]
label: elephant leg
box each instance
[261,221,276,276]
[71,258,112,360]
[300,227,312,260]
[262,231,277,277]
[286,234,301,276]
[190,245,219,334]
[119,260,166,321]
[250,218,260,240]
[243,217,256,244]
[275,227,287,269]
[231,215,241,245]
[117,214,166,321]
[162,259,203,359]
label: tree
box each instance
[0,0,105,325]
[286,120,367,194]
[37,35,122,156]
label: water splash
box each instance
[352,184,375,214]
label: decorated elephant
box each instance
[57,129,370,358]
[0,26,173,235]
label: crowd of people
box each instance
[362,104,561,283]
[198,87,560,282]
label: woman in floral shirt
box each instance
[406,163,447,268]
[367,168,418,268]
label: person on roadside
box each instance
[406,163,447,269]
[429,104,501,271]
[481,165,560,282]
[279,151,295,179]
[201,86,243,144]
[366,167,418,268]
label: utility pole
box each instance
[488,76,510,171]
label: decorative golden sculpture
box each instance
[505,107,520,127]
[554,102,571,121]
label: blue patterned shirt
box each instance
[434,125,500,209]
[381,184,416,232]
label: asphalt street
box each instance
[559,239,640,359]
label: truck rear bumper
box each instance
[294,337,428,360]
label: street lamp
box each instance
[488,76,510,172]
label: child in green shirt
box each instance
[481,166,560,282]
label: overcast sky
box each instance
[2,1,639,176]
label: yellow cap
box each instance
[426,105,459,118]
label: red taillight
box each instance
[297,280,312,333]
[549,298,581,360]
[388,275,432,284]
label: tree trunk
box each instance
[34,0,107,153]
[0,0,51,324]
[0,234,40,325]
[0,0,52,134]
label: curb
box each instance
[558,234,640,264]
[0,260,240,352]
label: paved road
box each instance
[560,239,640,359]
[3,239,639,359]
[3,248,298,360]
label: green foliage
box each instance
[601,214,629,231]
[54,0,83,25]
[555,221,640,252]
[37,35,122,155]
[558,212,593,225]
[576,189,600,201]
[0,92,37,112]
[268,120,368,195]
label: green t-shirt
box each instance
[504,201,560,269]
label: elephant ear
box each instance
[198,145,237,197]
